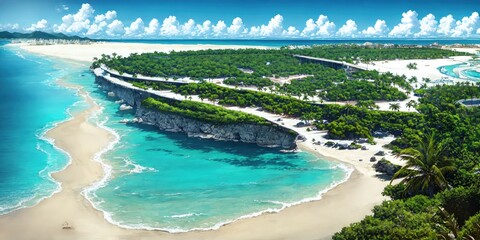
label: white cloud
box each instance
[451,12,479,37]
[337,20,357,37]
[416,14,437,37]
[26,19,48,31]
[301,15,335,37]
[106,19,125,36]
[95,10,117,23]
[145,18,160,36]
[301,19,316,36]
[86,23,103,36]
[160,16,180,36]
[437,15,455,36]
[197,20,212,36]
[87,10,117,36]
[249,14,285,37]
[0,23,20,31]
[362,19,388,36]
[54,3,94,34]
[282,26,299,37]
[14,3,480,39]
[125,18,145,37]
[181,19,197,35]
[227,17,245,36]
[389,10,419,37]
[212,20,227,36]
[56,4,69,12]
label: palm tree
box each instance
[389,103,401,111]
[390,133,455,197]
[406,100,417,110]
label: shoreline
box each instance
[0,68,389,240]
[0,43,394,239]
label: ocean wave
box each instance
[123,158,157,174]
[169,213,202,218]
[80,102,121,225]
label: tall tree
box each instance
[391,133,455,197]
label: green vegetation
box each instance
[277,68,409,101]
[164,82,423,141]
[391,133,455,197]
[335,83,480,239]
[92,45,466,102]
[142,97,271,125]
[290,45,471,63]
[406,62,418,70]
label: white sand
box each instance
[16,42,270,63]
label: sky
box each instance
[0,0,479,39]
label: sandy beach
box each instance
[18,42,270,63]
[5,42,469,239]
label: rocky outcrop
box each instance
[373,159,401,176]
[136,105,297,148]
[94,72,298,149]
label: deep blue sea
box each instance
[0,40,351,231]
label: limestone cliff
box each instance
[94,72,298,149]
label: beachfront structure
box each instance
[293,55,367,73]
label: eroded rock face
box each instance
[95,74,298,149]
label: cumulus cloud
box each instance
[54,3,94,34]
[227,17,245,36]
[144,19,159,36]
[197,20,212,36]
[15,3,480,39]
[389,10,419,37]
[301,15,335,37]
[181,19,196,36]
[337,20,357,37]
[437,15,455,36]
[160,16,180,36]
[212,20,227,36]
[106,19,125,36]
[451,12,479,37]
[0,23,20,31]
[416,14,437,37]
[26,19,48,31]
[362,20,388,37]
[125,18,145,37]
[249,14,285,37]
[282,26,299,37]
[95,10,116,23]
[87,10,117,36]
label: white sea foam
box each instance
[170,213,201,218]
[123,158,157,174]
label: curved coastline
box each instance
[0,47,84,216]
[0,43,392,240]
